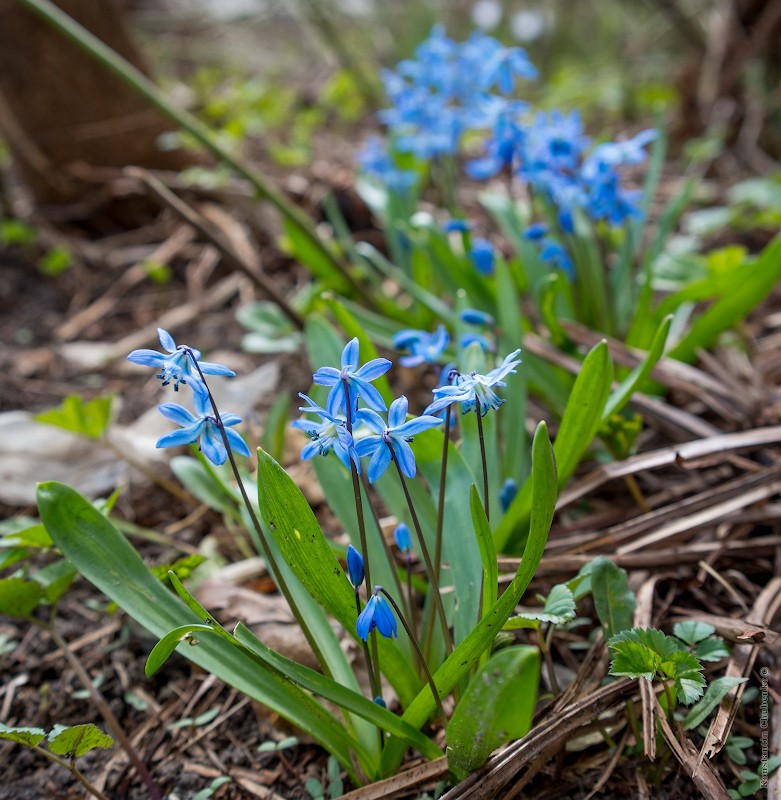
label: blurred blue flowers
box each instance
[393,325,449,367]
[356,590,398,641]
[156,389,250,466]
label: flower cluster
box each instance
[128,328,250,466]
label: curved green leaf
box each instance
[48,724,113,757]
[36,481,363,781]
[591,557,635,638]
[145,623,215,677]
[446,646,540,780]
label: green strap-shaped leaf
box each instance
[381,421,557,775]
[683,676,748,731]
[469,485,497,619]
[602,314,672,420]
[256,450,420,705]
[145,623,216,677]
[48,724,113,757]
[495,341,612,553]
[591,556,636,639]
[233,623,442,760]
[670,233,781,363]
[446,646,540,780]
[36,482,363,781]
[0,577,43,617]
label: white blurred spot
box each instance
[511,10,546,42]
[472,0,503,30]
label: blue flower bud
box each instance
[393,523,411,553]
[499,478,518,512]
[373,696,387,708]
[459,308,495,327]
[346,544,365,588]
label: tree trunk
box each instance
[0,0,193,211]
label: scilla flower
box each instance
[356,588,398,641]
[393,325,449,367]
[355,396,442,483]
[290,394,360,472]
[425,349,522,416]
[393,522,412,553]
[313,338,391,417]
[156,389,250,466]
[127,328,235,392]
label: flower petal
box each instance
[392,438,417,479]
[200,425,227,466]
[127,349,166,367]
[225,427,251,458]
[313,366,341,386]
[158,328,177,353]
[367,443,392,483]
[199,361,236,377]
[341,338,360,370]
[388,395,409,429]
[354,408,386,434]
[372,595,398,638]
[352,379,387,412]
[158,403,197,426]
[393,414,443,437]
[355,436,381,458]
[156,423,202,449]
[356,595,377,641]
[354,357,392,382]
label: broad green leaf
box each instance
[35,394,113,439]
[603,314,672,419]
[683,676,748,730]
[673,620,716,646]
[670,234,781,363]
[170,456,238,518]
[495,341,612,553]
[470,486,497,619]
[0,522,52,549]
[0,724,46,748]
[48,724,114,757]
[256,449,419,706]
[37,482,364,781]
[503,583,576,630]
[233,623,442,760]
[591,557,635,638]
[446,646,540,780]
[145,623,216,677]
[381,421,556,775]
[0,577,43,617]
[695,637,731,662]
[0,548,30,570]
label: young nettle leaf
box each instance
[695,637,731,663]
[503,583,576,630]
[673,620,716,646]
[683,676,748,731]
[47,724,114,758]
[608,627,706,705]
[0,724,47,748]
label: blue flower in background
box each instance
[393,325,449,367]
[346,545,365,589]
[156,389,249,466]
[480,45,538,94]
[459,308,495,327]
[356,589,398,641]
[523,222,548,241]
[127,328,235,392]
[499,478,519,512]
[290,394,360,472]
[442,218,472,233]
[460,333,494,353]
[357,137,417,193]
[313,338,391,417]
[355,395,443,483]
[393,522,412,553]
[539,238,575,276]
[425,349,522,416]
[469,238,496,275]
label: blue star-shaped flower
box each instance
[290,394,360,472]
[425,349,522,416]
[356,589,398,641]
[156,389,250,466]
[354,395,442,483]
[313,338,391,417]
[393,325,449,368]
[127,328,235,391]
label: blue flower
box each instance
[425,349,522,416]
[393,522,412,552]
[357,137,417,194]
[355,396,443,483]
[356,589,398,641]
[393,325,449,367]
[480,45,538,94]
[539,238,575,276]
[313,338,392,417]
[346,545,365,589]
[499,478,519,512]
[156,389,250,466]
[523,222,548,241]
[290,394,360,472]
[442,218,472,233]
[459,308,494,327]
[127,328,235,392]
[460,333,494,353]
[469,238,496,275]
